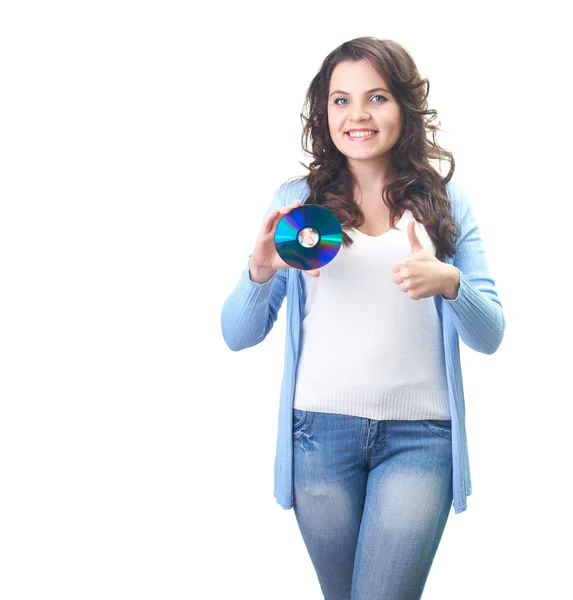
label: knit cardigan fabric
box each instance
[221,176,505,515]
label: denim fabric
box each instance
[293,409,453,600]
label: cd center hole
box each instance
[297,227,319,249]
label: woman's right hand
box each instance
[250,199,321,278]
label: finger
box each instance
[268,209,286,233]
[265,201,300,234]
[265,208,287,234]
[273,206,291,222]
[285,200,301,212]
[263,209,279,233]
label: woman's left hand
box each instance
[392,220,453,301]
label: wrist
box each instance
[442,265,460,300]
[249,258,276,284]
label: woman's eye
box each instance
[333,94,387,105]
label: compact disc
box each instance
[274,204,343,270]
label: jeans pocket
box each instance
[421,419,452,441]
[293,409,307,431]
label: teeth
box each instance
[347,131,377,138]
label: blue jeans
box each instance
[292,409,453,600]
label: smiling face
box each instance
[327,59,402,170]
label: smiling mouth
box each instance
[345,131,379,141]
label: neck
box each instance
[347,155,392,196]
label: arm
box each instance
[220,185,289,352]
[441,185,506,355]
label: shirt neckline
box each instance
[351,209,411,239]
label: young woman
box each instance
[221,36,505,599]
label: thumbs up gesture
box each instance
[392,220,456,301]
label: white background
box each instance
[1,1,571,598]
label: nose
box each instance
[349,105,371,122]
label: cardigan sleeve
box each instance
[441,184,506,355]
[220,184,289,352]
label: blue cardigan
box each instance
[221,176,505,514]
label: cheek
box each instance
[391,109,402,133]
[327,109,342,130]
[327,119,334,137]
[380,110,400,129]
[327,124,340,145]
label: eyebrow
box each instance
[329,87,390,97]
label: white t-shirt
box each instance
[293,209,450,420]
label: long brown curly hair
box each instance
[293,36,461,262]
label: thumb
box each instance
[408,219,423,252]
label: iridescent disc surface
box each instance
[274,204,343,270]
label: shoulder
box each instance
[276,175,311,205]
[444,178,471,224]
